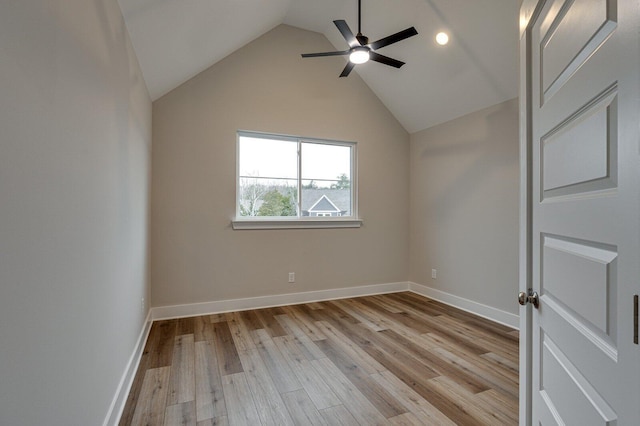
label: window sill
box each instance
[231,218,363,230]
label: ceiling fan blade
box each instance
[301,50,350,58]
[369,51,405,68]
[339,62,356,77]
[334,20,360,47]
[369,27,418,50]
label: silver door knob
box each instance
[518,289,540,309]
[518,291,528,306]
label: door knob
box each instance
[518,291,528,306]
[518,289,539,309]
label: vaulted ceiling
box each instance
[118,0,519,133]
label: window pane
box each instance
[301,143,351,218]
[239,136,297,180]
[238,177,297,217]
[301,143,351,184]
[238,135,299,217]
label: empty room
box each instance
[1,0,638,425]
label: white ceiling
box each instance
[118,0,519,133]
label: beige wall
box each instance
[152,24,410,307]
[409,98,519,315]
[0,1,152,424]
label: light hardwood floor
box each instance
[120,292,519,425]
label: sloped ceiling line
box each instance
[118,0,518,133]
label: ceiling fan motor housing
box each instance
[356,34,369,46]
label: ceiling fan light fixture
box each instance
[349,48,370,64]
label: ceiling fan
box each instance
[301,0,418,77]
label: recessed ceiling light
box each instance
[435,32,449,46]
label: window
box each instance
[234,131,361,229]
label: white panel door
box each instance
[520,0,639,424]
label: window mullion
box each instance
[297,140,302,218]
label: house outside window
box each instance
[234,131,361,229]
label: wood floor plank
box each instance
[253,308,288,337]
[383,303,496,356]
[224,312,256,352]
[379,293,444,318]
[130,367,171,426]
[314,320,387,375]
[421,331,519,391]
[195,416,227,426]
[209,314,226,324]
[194,340,226,421]
[250,328,302,393]
[211,322,243,375]
[273,335,341,410]
[474,389,519,424]
[368,295,406,313]
[350,294,489,360]
[463,314,518,338]
[238,348,294,426]
[281,390,329,426]
[194,316,215,342]
[386,293,485,327]
[481,351,520,376]
[220,373,261,426]
[238,310,263,331]
[281,305,327,340]
[401,294,517,342]
[274,314,326,360]
[394,293,482,323]
[319,405,360,426]
[431,346,518,398]
[311,357,388,426]
[314,338,407,418]
[177,317,195,336]
[164,401,196,426]
[362,302,434,334]
[370,371,456,426]
[377,328,490,394]
[168,335,195,406]
[148,320,178,368]
[315,315,440,382]
[420,331,499,368]
[337,298,404,331]
[388,411,428,425]
[428,375,515,425]
[437,314,519,362]
[329,299,388,331]
[306,302,325,310]
[352,343,485,426]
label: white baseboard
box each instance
[150,281,519,328]
[103,310,153,426]
[151,282,409,320]
[408,281,519,329]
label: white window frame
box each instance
[233,130,362,230]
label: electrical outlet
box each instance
[431,269,437,279]
[288,272,295,283]
[141,297,145,311]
